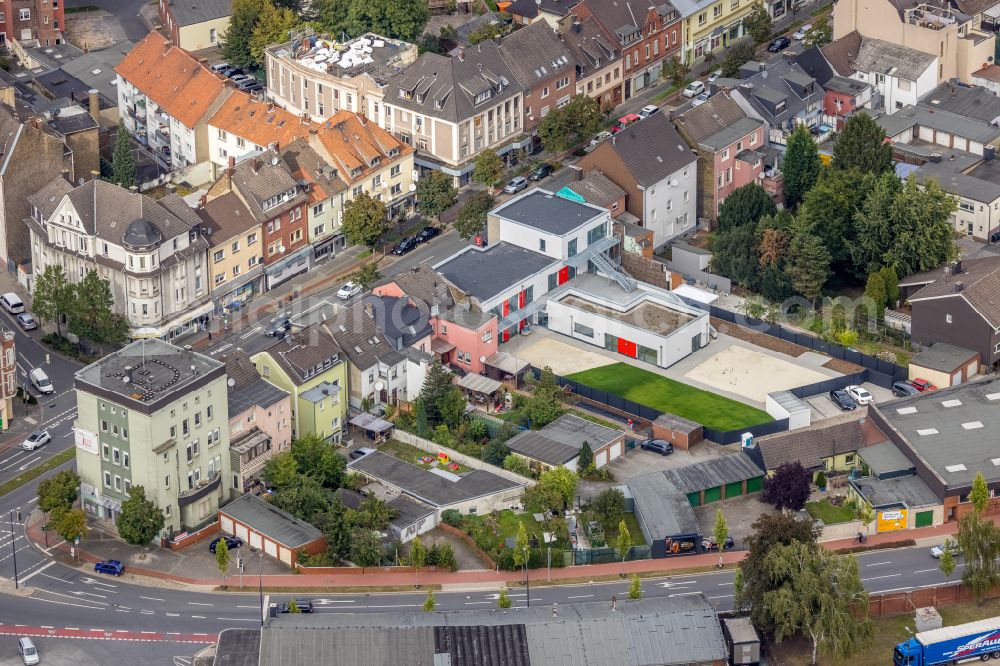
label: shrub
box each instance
[441,509,463,528]
[815,471,827,490]
[466,419,490,443]
[502,454,531,477]
[436,543,457,571]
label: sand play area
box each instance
[511,335,617,376]
[684,344,831,403]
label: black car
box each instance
[278,599,314,613]
[265,319,292,337]
[829,389,857,411]
[528,163,553,181]
[640,439,673,455]
[222,67,244,78]
[392,237,417,255]
[209,535,244,553]
[703,536,735,551]
[767,36,791,52]
[991,229,1000,243]
[891,380,921,397]
[415,226,439,243]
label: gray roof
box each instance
[736,60,824,127]
[493,188,608,236]
[361,293,432,349]
[877,112,919,139]
[893,104,1000,145]
[28,177,73,221]
[435,242,555,303]
[565,170,627,209]
[561,16,621,80]
[751,420,863,471]
[220,494,323,549]
[387,494,436,529]
[122,218,162,248]
[61,40,137,104]
[226,351,289,417]
[662,452,764,493]
[858,441,916,478]
[299,381,341,404]
[910,342,980,373]
[854,37,937,81]
[348,451,522,507]
[851,474,940,509]
[329,302,404,371]
[497,20,574,90]
[600,114,696,186]
[167,0,231,26]
[873,377,1000,491]
[260,324,344,386]
[379,263,454,312]
[215,629,260,666]
[674,93,764,152]
[506,413,622,466]
[922,81,1000,124]
[230,150,307,223]
[906,256,1000,328]
[653,412,701,433]
[256,596,727,666]
[627,473,702,538]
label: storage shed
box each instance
[908,342,980,388]
[218,495,325,567]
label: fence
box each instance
[568,544,652,566]
[868,581,1000,618]
[702,418,790,446]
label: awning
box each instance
[130,300,215,339]
[349,413,394,433]
[985,2,1000,18]
[431,339,456,355]
[485,351,531,375]
[458,373,503,395]
[100,496,122,512]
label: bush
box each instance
[441,509,463,528]
[815,471,827,490]
[466,419,490,443]
[502,454,531,477]
[435,543,457,571]
[592,488,626,525]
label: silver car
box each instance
[503,176,528,194]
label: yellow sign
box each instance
[877,509,908,532]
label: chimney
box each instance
[128,185,139,193]
[60,168,71,183]
[252,158,260,174]
[456,47,465,62]
[166,183,177,194]
[88,89,100,122]
[954,281,965,292]
[228,155,236,189]
[573,20,581,33]
[268,141,279,152]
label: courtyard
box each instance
[683,344,831,403]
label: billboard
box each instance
[75,428,98,455]
[877,508,908,532]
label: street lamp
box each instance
[258,549,264,627]
[522,544,530,608]
[9,510,20,589]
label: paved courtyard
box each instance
[509,333,616,376]
[693,495,781,550]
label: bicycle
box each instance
[853,532,867,544]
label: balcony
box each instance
[177,471,221,507]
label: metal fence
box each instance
[789,370,869,399]
[568,545,652,566]
[702,418,791,446]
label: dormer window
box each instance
[370,157,380,167]
[351,167,363,178]
[387,147,399,157]
[434,99,443,110]
[399,89,413,100]
[415,93,425,103]
[474,90,491,105]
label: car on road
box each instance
[640,438,673,455]
[17,637,39,665]
[95,560,126,576]
[891,381,920,397]
[15,313,37,331]
[829,389,857,411]
[691,91,711,107]
[682,81,705,98]
[209,535,244,553]
[845,385,873,405]
[416,225,440,243]
[21,430,50,451]
[910,377,937,392]
[707,69,722,83]
[767,36,792,52]
[278,599,314,613]
[336,281,362,300]
[589,131,612,148]
[349,446,376,460]
[639,104,660,118]
[793,23,813,39]
[392,236,418,255]
[931,541,961,559]
[264,318,292,337]
[702,535,735,551]
[528,163,553,180]
[503,176,529,194]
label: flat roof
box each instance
[220,495,323,548]
[557,294,694,335]
[858,441,915,477]
[851,474,940,509]
[267,33,416,86]
[493,188,607,236]
[910,342,980,373]
[627,473,702,538]
[434,242,554,302]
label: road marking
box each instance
[165,613,180,617]
[115,609,129,613]
[190,615,206,619]
[40,572,71,583]
[239,327,260,341]
[40,626,53,629]
[215,617,260,622]
[27,497,37,504]
[39,539,66,555]
[88,580,118,589]
[708,594,734,599]
[717,582,733,587]
[364,604,420,608]
[464,601,493,605]
[567,594,594,599]
[913,568,938,574]
[861,574,902,582]
[142,631,158,635]
[865,561,892,567]
[65,628,78,631]
[138,596,165,602]
[72,591,107,599]
[668,592,702,597]
[18,561,55,584]
[187,602,212,607]
[140,610,154,615]
[236,605,260,609]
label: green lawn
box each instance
[604,512,646,547]
[494,510,545,541]
[376,439,468,473]
[566,362,771,431]
[806,499,856,525]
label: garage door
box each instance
[220,516,233,534]
[746,477,764,493]
[595,449,608,468]
[264,539,278,558]
[704,486,722,503]
[608,442,622,461]
[234,523,249,541]
[725,481,743,499]
[249,532,262,549]
[278,546,292,566]
[915,510,934,528]
[687,491,701,507]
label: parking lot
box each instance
[805,382,896,421]
[693,495,781,550]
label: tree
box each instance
[409,536,427,586]
[349,527,383,566]
[616,519,632,569]
[69,270,125,352]
[483,439,510,466]
[717,183,776,232]
[879,266,899,308]
[32,264,74,337]
[438,388,467,429]
[315,495,352,561]
[757,219,791,268]
[342,192,389,251]
[513,521,530,570]
[719,42,755,79]
[802,16,832,47]
[856,503,875,536]
[356,494,397,531]
[523,367,564,428]
[262,452,299,490]
[50,505,88,543]
[348,261,382,291]
[286,599,301,613]
[882,177,956,276]
[970,471,990,514]
[249,0,300,66]
[215,536,231,576]
[733,567,744,599]
[38,470,80,515]
[311,0,352,37]
[782,125,821,210]
[762,542,874,664]
[221,0,266,69]
[738,513,816,621]
[864,272,887,314]
[711,225,761,290]
[270,476,330,523]
[662,54,690,88]
[537,467,578,510]
[958,511,1000,604]
[593,487,625,526]
[785,227,830,305]
[761,461,812,511]
[744,4,774,43]
[454,191,494,240]
[498,587,512,608]
[538,95,602,152]
[939,539,957,579]
[577,441,594,472]
[503,454,534,480]
[628,573,642,600]
[851,171,903,277]
[522,481,565,514]
[472,149,504,188]
[422,589,436,611]
[799,168,868,271]
[417,362,454,426]
[831,112,892,175]
[112,121,136,188]
[713,509,729,553]
[115,485,165,553]
[290,433,345,488]
[416,171,457,222]
[348,0,429,41]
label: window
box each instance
[165,505,172,517]
[233,265,241,277]
[215,273,225,285]
[291,229,303,243]
[248,233,257,245]
[19,8,30,21]
[182,419,189,436]
[113,448,120,464]
[113,475,122,491]
[102,443,109,460]
[946,313,953,324]
[249,256,258,267]
[541,86,550,98]
[124,480,132,494]
[213,250,224,262]
[290,207,302,222]
[556,77,570,90]
[721,148,729,161]
[390,164,401,177]
[207,405,214,421]
[217,128,227,140]
[231,240,240,253]
[574,322,595,338]
[123,452,129,468]
[165,474,170,489]
[104,471,112,488]
[713,3,722,16]
[101,420,108,432]
[482,330,492,343]
[698,11,706,24]
[236,137,246,149]
[539,238,546,252]
[959,201,975,213]
[568,238,577,257]
[312,203,324,216]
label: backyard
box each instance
[566,362,772,430]
[377,439,469,473]
[805,498,857,525]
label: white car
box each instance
[589,131,612,147]
[682,81,705,98]
[931,541,960,559]
[793,24,813,40]
[22,429,51,451]
[639,104,660,118]
[691,91,711,107]
[845,385,873,405]
[707,69,722,83]
[336,281,362,300]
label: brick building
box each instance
[0,0,64,48]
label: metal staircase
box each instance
[590,251,638,293]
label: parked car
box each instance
[612,113,641,133]
[15,313,37,331]
[244,82,265,93]
[702,535,735,551]
[931,541,961,559]
[95,560,126,576]
[829,389,857,411]
[845,385,874,405]
[349,446,376,460]
[210,62,231,73]
[640,439,673,455]
[691,91,711,107]
[707,69,722,83]
[17,637,39,666]
[236,77,260,90]
[793,24,813,39]
[528,163,553,180]
[392,236,417,255]
[21,430,50,451]
[336,281,362,300]
[589,131,612,148]
[503,176,529,194]
[229,74,252,85]
[416,226,440,243]
[910,377,937,392]
[264,319,292,337]
[209,535,244,553]
[891,381,920,397]
[278,599,314,613]
[768,36,792,52]
[223,67,245,78]
[638,104,660,118]
[682,81,705,98]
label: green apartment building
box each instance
[251,324,348,443]
[74,339,232,539]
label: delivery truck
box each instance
[894,617,1000,664]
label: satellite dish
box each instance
[374,381,385,391]
[408,183,417,192]
[227,378,236,387]
[669,179,678,187]
[270,156,280,166]
[278,244,286,253]
[479,355,486,363]
[122,376,130,383]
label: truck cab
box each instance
[893,639,921,665]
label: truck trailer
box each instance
[894,617,1000,664]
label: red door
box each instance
[518,290,526,308]
[617,338,637,358]
[502,300,510,316]
[558,266,570,285]
[502,329,510,343]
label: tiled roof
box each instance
[565,170,626,209]
[197,191,258,241]
[229,149,307,223]
[907,256,1000,328]
[954,0,999,15]
[329,301,404,370]
[262,323,344,385]
[28,177,74,221]
[208,91,313,151]
[225,350,289,416]
[597,113,696,186]
[751,420,864,471]
[821,31,862,77]
[115,33,227,128]
[577,0,677,43]
[562,16,621,79]
[381,264,454,311]
[309,110,412,187]
[674,92,762,151]
[973,64,1000,82]
[64,179,201,244]
[497,20,574,90]
[280,138,348,203]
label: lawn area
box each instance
[604,512,646,547]
[806,499,856,525]
[565,362,771,431]
[0,448,75,497]
[376,439,468,473]
[494,509,545,541]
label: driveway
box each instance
[693,496,781,550]
[605,441,739,482]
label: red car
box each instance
[910,378,937,392]
[611,113,640,134]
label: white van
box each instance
[17,636,39,665]
[29,368,53,395]
[0,292,23,314]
